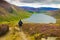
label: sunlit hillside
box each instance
[0,0,32,23]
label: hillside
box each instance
[0,0,31,22]
[46,10,60,24]
[45,10,59,18]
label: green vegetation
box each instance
[0,6,32,23]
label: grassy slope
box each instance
[0,5,32,23]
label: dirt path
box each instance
[16,27,29,40]
[19,31,28,40]
[0,27,30,40]
[41,37,57,40]
[0,27,58,40]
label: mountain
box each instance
[0,0,31,22]
[19,6,60,13]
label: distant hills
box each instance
[19,6,60,13]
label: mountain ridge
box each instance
[19,6,60,13]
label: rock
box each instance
[0,24,9,36]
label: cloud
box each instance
[19,0,60,3]
[17,0,52,3]
[20,0,35,3]
[5,0,60,8]
[5,0,60,3]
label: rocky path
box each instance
[0,27,30,40]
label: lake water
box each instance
[23,14,56,23]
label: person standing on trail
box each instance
[18,19,23,28]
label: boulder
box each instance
[0,24,9,36]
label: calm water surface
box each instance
[23,14,56,23]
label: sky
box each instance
[5,0,60,8]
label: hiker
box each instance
[18,19,23,28]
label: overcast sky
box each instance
[20,0,60,4]
[5,0,60,8]
[5,0,60,3]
